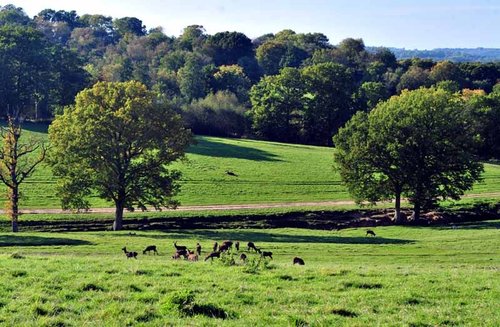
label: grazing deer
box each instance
[187,250,198,262]
[293,257,305,265]
[174,241,187,251]
[204,251,221,261]
[261,251,273,259]
[143,245,158,255]
[247,242,259,252]
[172,249,188,259]
[122,247,138,259]
[366,229,376,237]
[219,240,233,252]
[196,243,202,256]
[239,253,247,262]
[235,241,240,251]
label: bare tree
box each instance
[0,115,47,232]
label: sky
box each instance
[3,0,499,49]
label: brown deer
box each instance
[187,250,198,262]
[143,245,158,255]
[293,257,305,265]
[219,242,232,253]
[122,247,138,259]
[172,249,188,259]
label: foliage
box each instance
[250,67,304,142]
[334,87,484,221]
[48,81,192,230]
[182,91,248,137]
[301,62,355,145]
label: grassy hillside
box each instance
[3,123,500,209]
[0,221,498,325]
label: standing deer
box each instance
[122,247,138,259]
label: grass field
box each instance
[3,123,500,209]
[0,221,498,326]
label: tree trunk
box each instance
[113,200,124,231]
[9,186,19,232]
[394,191,404,224]
[412,201,421,222]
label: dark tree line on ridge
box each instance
[0,4,499,153]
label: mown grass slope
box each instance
[0,221,498,326]
[3,123,500,208]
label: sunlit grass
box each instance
[2,124,500,210]
[0,221,498,326]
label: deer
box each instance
[122,247,138,259]
[204,251,221,261]
[293,257,305,265]
[174,241,187,251]
[187,250,198,262]
[261,251,273,259]
[143,245,158,255]
[172,249,188,259]
[213,242,218,252]
[247,242,259,252]
[366,229,376,237]
[219,241,233,252]
[196,242,202,256]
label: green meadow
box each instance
[0,221,498,326]
[3,123,500,209]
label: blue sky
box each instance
[3,0,499,49]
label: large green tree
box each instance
[333,87,483,222]
[250,67,304,142]
[0,24,87,118]
[301,62,355,145]
[48,81,192,230]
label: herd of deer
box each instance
[121,240,304,265]
[121,229,377,264]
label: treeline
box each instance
[374,47,500,63]
[0,4,499,149]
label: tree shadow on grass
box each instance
[426,220,500,230]
[154,230,414,245]
[0,235,92,247]
[187,138,282,162]
[0,121,49,134]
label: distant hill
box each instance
[367,47,500,62]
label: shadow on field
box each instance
[156,230,414,245]
[187,138,282,162]
[429,220,500,230]
[0,235,91,247]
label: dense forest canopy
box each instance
[0,4,499,151]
